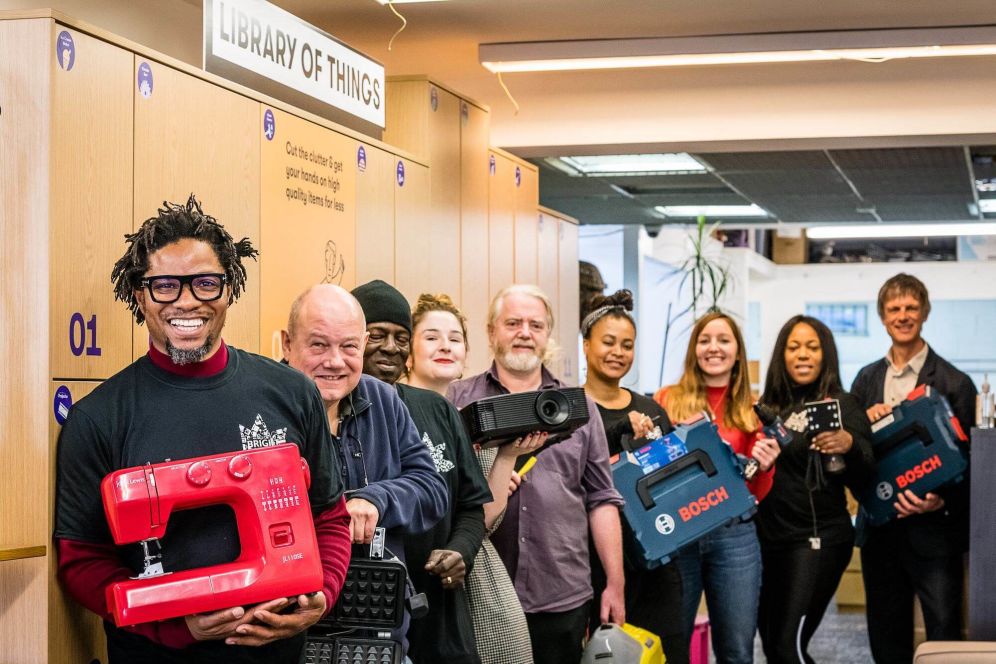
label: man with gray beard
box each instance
[447,284,626,664]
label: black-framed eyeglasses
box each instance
[138,273,228,304]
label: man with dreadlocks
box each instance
[53,195,352,664]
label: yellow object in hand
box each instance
[519,456,537,476]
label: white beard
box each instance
[498,348,542,373]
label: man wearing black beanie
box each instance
[351,280,492,664]
[351,279,414,384]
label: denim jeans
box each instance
[675,518,762,664]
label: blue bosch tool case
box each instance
[612,414,757,568]
[858,385,969,527]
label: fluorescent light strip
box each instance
[807,223,996,239]
[550,153,706,176]
[656,204,768,218]
[375,0,450,4]
[482,44,996,73]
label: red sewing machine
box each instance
[100,443,323,626]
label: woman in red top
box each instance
[654,312,779,664]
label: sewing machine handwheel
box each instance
[228,454,253,479]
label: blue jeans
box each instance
[675,518,762,664]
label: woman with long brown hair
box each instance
[654,312,780,664]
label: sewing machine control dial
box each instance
[228,454,253,480]
[186,461,212,486]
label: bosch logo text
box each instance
[895,455,942,489]
[678,486,729,522]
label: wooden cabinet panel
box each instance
[48,381,105,664]
[460,103,491,374]
[488,152,516,300]
[0,16,51,553]
[394,159,432,304]
[50,27,134,380]
[258,107,357,360]
[132,58,260,355]
[557,220,580,385]
[0,556,49,664]
[355,143,396,288]
[513,164,539,285]
[428,87,462,298]
[537,212,560,324]
[383,79,429,161]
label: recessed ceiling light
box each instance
[807,222,996,239]
[546,153,705,177]
[480,27,996,73]
[655,204,768,218]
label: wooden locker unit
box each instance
[0,16,52,664]
[50,27,134,381]
[394,158,433,304]
[355,142,397,287]
[459,100,491,375]
[132,57,261,356]
[536,208,561,372]
[259,107,358,360]
[513,160,540,285]
[384,77,471,301]
[488,150,516,300]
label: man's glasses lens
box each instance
[142,274,226,303]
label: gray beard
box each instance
[166,336,214,365]
[498,348,542,373]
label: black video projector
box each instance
[459,388,590,449]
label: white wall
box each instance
[752,261,996,391]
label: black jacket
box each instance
[851,346,976,556]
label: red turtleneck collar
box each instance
[147,340,229,378]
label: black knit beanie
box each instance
[351,280,412,333]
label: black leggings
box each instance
[758,541,853,664]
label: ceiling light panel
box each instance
[548,153,706,176]
[655,204,769,218]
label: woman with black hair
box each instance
[756,316,875,664]
[581,290,687,664]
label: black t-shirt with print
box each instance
[54,348,342,664]
[396,383,492,664]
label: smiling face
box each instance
[695,317,738,385]
[363,321,411,385]
[282,288,367,407]
[784,322,824,386]
[881,293,927,347]
[583,315,635,383]
[410,310,467,386]
[490,293,550,375]
[135,238,228,364]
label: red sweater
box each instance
[654,385,774,502]
[56,341,352,648]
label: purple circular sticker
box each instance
[515,166,522,187]
[57,31,75,71]
[357,146,367,172]
[489,154,496,176]
[263,109,275,140]
[137,62,154,99]
[396,160,405,187]
[430,86,438,112]
[461,101,469,125]
[54,384,73,425]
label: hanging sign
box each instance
[204,0,385,129]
